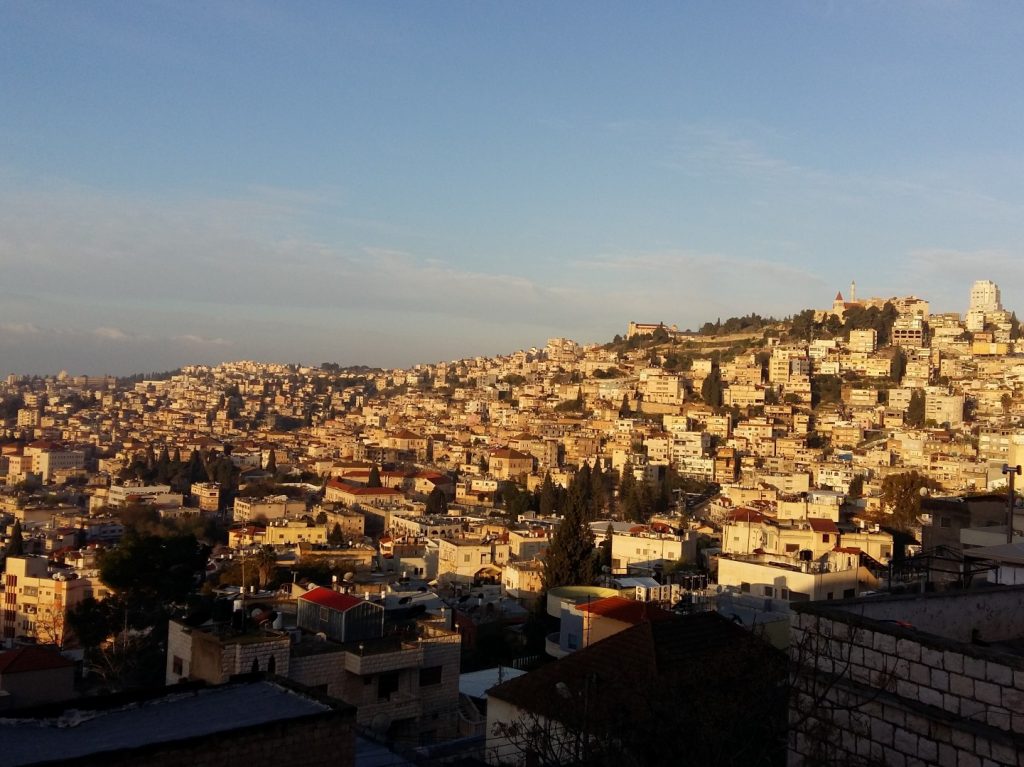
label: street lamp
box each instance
[1003,464,1021,544]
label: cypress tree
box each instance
[539,472,557,516]
[906,389,926,428]
[7,521,24,556]
[542,488,597,591]
[367,465,382,488]
[328,523,344,545]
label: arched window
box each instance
[251,658,259,673]
[267,655,277,674]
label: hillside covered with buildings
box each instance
[2,280,1024,765]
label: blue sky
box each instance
[3,1,1024,374]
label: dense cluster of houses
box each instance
[2,281,1024,764]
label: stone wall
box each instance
[789,606,1024,766]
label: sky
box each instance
[3,1,1024,375]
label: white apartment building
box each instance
[969,279,1002,314]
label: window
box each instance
[843,589,856,599]
[172,656,183,676]
[419,666,443,686]
[822,534,830,543]
[378,671,400,700]
[762,586,774,597]
[939,517,952,529]
[785,543,799,553]
[740,582,751,593]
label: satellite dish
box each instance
[343,572,355,582]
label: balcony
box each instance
[545,632,569,659]
[345,643,423,675]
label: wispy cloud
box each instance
[0,322,44,336]
[174,334,232,346]
[644,123,1024,222]
[93,326,134,341]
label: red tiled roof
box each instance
[727,507,773,524]
[298,586,364,612]
[326,479,401,495]
[576,596,674,625]
[807,518,840,534]
[0,646,75,675]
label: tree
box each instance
[811,375,842,407]
[328,523,344,546]
[789,309,816,341]
[187,449,206,483]
[66,595,166,690]
[542,477,598,592]
[906,389,926,428]
[426,485,448,515]
[890,348,907,383]
[7,520,24,556]
[879,471,940,531]
[590,462,607,517]
[99,531,209,605]
[500,481,533,521]
[221,546,278,589]
[619,393,631,417]
[264,449,277,474]
[700,366,723,408]
[618,462,638,520]
[367,465,382,488]
[600,523,614,570]
[155,446,171,483]
[539,473,558,516]
[848,474,865,499]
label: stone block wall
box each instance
[789,608,1024,767]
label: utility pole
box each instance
[1003,464,1021,544]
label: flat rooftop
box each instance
[0,680,332,766]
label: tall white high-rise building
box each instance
[969,280,1002,314]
